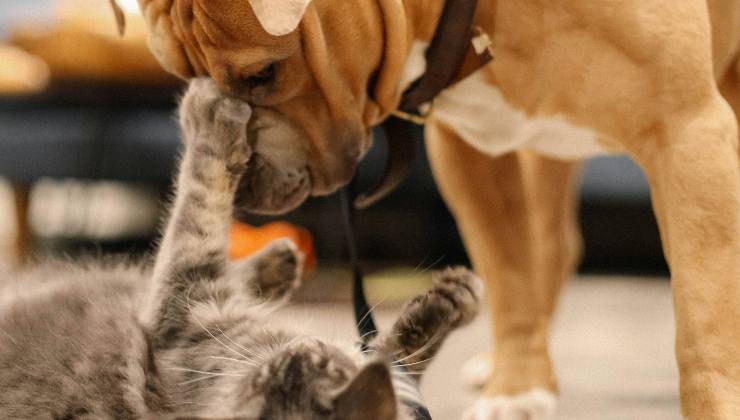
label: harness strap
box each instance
[355,0,492,209]
[399,0,483,112]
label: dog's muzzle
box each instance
[233,109,311,215]
[233,108,363,216]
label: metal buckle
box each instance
[391,101,434,126]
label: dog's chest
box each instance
[401,41,608,160]
[432,70,607,160]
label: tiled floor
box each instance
[276,277,681,420]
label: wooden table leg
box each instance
[12,183,31,265]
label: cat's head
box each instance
[234,338,399,420]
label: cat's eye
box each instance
[245,63,277,88]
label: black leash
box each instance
[339,185,378,348]
[340,186,432,420]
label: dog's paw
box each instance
[428,266,483,327]
[462,353,493,390]
[251,238,304,301]
[179,78,253,170]
[462,390,557,420]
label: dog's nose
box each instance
[311,151,359,195]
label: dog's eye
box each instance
[246,63,277,88]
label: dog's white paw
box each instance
[461,353,492,390]
[462,389,557,420]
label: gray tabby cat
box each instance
[0,79,481,420]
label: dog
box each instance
[121,1,740,418]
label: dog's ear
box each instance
[108,0,127,36]
[137,0,195,79]
[247,0,313,36]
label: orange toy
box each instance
[229,221,316,272]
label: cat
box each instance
[0,78,482,420]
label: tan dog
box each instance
[127,0,740,418]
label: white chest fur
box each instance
[433,70,607,160]
[400,40,608,160]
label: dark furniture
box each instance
[0,82,666,273]
[0,82,182,262]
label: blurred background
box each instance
[0,0,667,278]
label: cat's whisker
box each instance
[179,374,243,386]
[178,377,216,386]
[207,355,258,366]
[418,254,446,274]
[356,296,389,332]
[171,365,250,387]
[213,324,261,359]
[358,329,379,342]
[392,371,424,376]
[393,329,446,365]
[392,355,436,369]
[174,400,213,407]
[412,252,432,273]
[269,334,290,352]
[185,290,252,362]
[168,366,236,375]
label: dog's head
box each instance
[119,0,410,214]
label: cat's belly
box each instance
[432,70,610,160]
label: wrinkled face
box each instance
[234,341,397,420]
[139,0,390,214]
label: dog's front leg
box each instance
[426,120,582,420]
[635,95,740,419]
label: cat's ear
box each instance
[334,361,397,420]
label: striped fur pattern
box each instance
[0,79,480,419]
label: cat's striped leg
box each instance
[225,238,304,302]
[143,78,252,346]
[371,267,482,375]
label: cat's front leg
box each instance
[145,78,252,346]
[372,267,483,375]
[225,238,304,302]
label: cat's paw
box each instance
[463,390,557,420]
[251,238,304,301]
[427,266,483,328]
[179,78,253,171]
[373,267,482,373]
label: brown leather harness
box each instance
[355,0,492,209]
